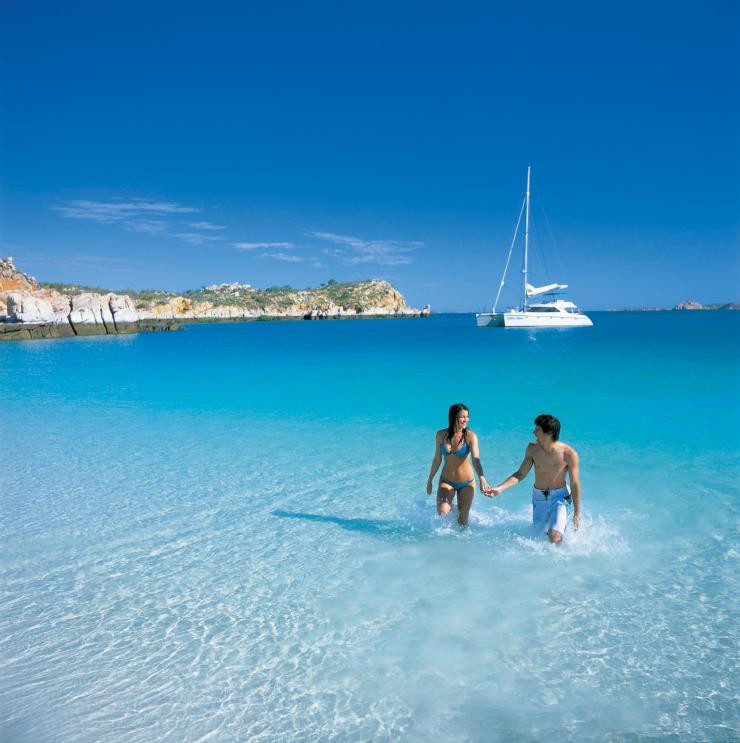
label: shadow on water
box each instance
[272,509,420,539]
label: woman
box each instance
[426,403,491,526]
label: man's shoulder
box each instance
[525,440,538,454]
[559,442,579,459]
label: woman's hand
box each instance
[482,479,500,497]
[426,478,433,495]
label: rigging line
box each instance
[493,197,526,312]
[537,191,566,280]
[530,211,552,285]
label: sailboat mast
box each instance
[522,166,531,311]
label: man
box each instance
[486,414,581,544]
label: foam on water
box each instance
[2,312,739,741]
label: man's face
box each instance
[533,424,546,443]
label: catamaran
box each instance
[476,167,593,328]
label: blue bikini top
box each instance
[440,435,469,458]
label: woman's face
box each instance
[456,409,470,430]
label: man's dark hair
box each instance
[535,414,561,442]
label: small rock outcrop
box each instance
[674,300,705,310]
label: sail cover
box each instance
[526,282,568,297]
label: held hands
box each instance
[573,512,581,531]
[480,478,499,498]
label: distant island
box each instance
[609,301,739,312]
[0,257,430,341]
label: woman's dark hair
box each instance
[534,413,561,441]
[447,403,470,442]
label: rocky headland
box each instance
[0,258,430,340]
[609,300,739,312]
[672,300,739,311]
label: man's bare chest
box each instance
[533,450,566,472]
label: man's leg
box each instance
[547,500,568,545]
[547,529,563,545]
[532,497,549,537]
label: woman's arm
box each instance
[469,432,489,492]
[426,433,443,494]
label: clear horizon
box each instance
[2,1,738,312]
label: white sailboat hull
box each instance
[475,312,505,327]
[502,310,592,328]
[477,302,593,328]
[477,311,592,328]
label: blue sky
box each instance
[1,1,738,311]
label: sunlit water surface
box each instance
[2,312,738,741]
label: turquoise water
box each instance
[2,312,739,742]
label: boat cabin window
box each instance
[529,306,559,312]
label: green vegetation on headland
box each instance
[38,278,407,314]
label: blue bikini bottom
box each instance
[441,477,474,491]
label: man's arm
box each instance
[486,445,534,497]
[565,447,581,530]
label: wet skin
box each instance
[487,425,581,544]
[426,410,490,527]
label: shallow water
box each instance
[2,312,739,741]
